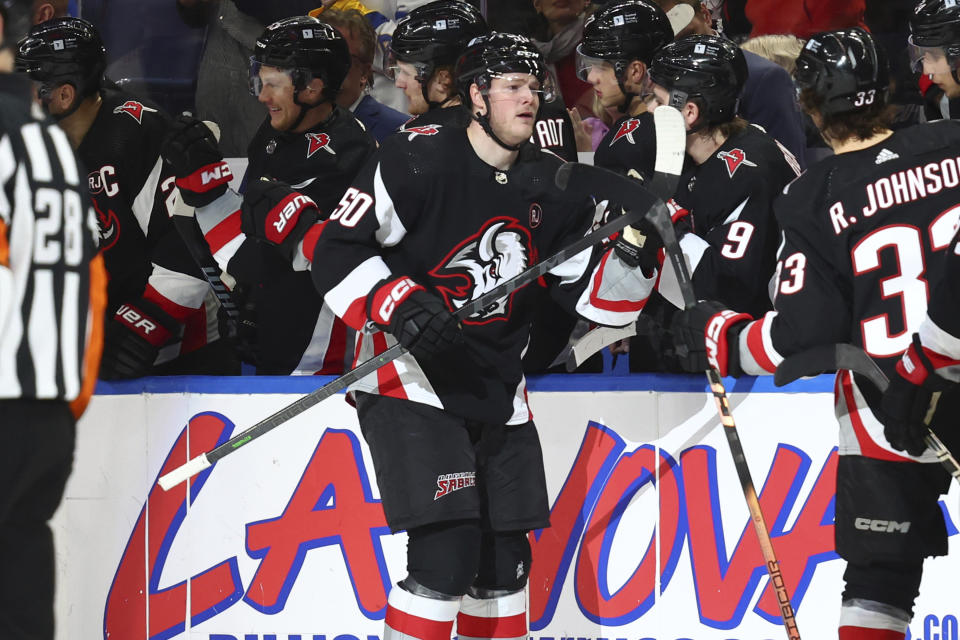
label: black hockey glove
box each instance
[162,115,232,208]
[670,300,752,377]
[240,178,320,263]
[99,298,181,380]
[366,276,462,361]
[880,334,954,457]
[613,215,663,277]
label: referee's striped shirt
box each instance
[0,73,105,416]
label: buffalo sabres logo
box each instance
[611,118,641,145]
[404,125,441,141]
[717,148,757,177]
[112,100,157,124]
[91,198,119,250]
[306,132,336,158]
[430,217,534,323]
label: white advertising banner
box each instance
[54,375,959,640]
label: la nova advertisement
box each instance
[56,375,959,640]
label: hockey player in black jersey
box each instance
[909,0,960,117]
[241,32,662,640]
[647,34,800,317]
[162,16,377,374]
[577,0,674,179]
[672,28,960,640]
[621,33,800,371]
[15,17,234,379]
[392,1,578,162]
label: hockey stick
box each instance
[775,344,960,481]
[167,120,242,338]
[563,106,687,371]
[158,171,662,490]
[561,163,802,639]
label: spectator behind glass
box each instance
[175,0,265,157]
[658,0,807,168]
[530,0,595,116]
[319,8,408,141]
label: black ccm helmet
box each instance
[455,32,553,150]
[16,17,107,104]
[649,34,747,126]
[389,0,488,83]
[455,32,553,102]
[577,0,674,78]
[250,16,350,102]
[909,0,960,70]
[793,27,889,116]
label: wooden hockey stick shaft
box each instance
[775,343,960,481]
[572,163,802,639]
[159,173,662,490]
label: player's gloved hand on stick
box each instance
[162,115,231,207]
[671,300,751,376]
[240,178,320,262]
[613,213,663,276]
[880,333,954,456]
[99,298,180,380]
[367,276,463,361]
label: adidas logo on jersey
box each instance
[875,148,900,164]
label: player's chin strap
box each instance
[471,102,523,152]
[290,87,335,132]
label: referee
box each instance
[0,1,105,637]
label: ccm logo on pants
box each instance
[854,518,911,533]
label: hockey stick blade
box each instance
[582,163,803,638]
[159,179,659,491]
[775,343,960,481]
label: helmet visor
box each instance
[575,44,616,81]
[907,35,955,74]
[482,71,557,103]
[249,58,297,97]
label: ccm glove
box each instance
[671,300,751,376]
[99,298,180,380]
[162,115,232,207]
[240,178,320,262]
[614,215,663,276]
[880,334,954,457]
[366,276,462,361]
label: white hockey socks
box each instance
[383,582,461,640]
[457,588,527,640]
[839,598,910,639]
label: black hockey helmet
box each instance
[455,32,554,103]
[576,0,674,80]
[909,0,960,70]
[16,17,107,101]
[793,27,889,116]
[649,34,747,125]
[387,0,489,84]
[250,16,350,101]
[0,0,31,48]
[455,32,554,152]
